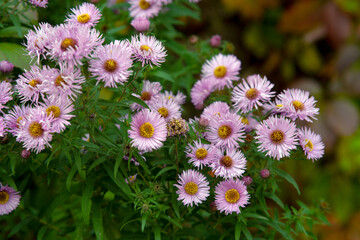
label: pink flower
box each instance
[24,23,54,61]
[210,35,221,47]
[186,140,216,169]
[0,183,21,215]
[201,101,231,123]
[65,2,102,27]
[130,80,162,111]
[129,0,162,19]
[4,105,30,136]
[131,17,150,32]
[0,60,14,73]
[0,81,13,112]
[297,127,324,161]
[190,78,215,109]
[15,65,45,104]
[149,98,181,122]
[28,0,48,8]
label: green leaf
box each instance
[273,168,301,195]
[127,95,149,109]
[82,179,94,225]
[114,154,122,178]
[106,25,126,35]
[141,214,148,232]
[104,164,133,200]
[172,190,180,218]
[88,157,107,173]
[242,226,253,240]
[162,215,182,229]
[8,217,31,237]
[235,221,241,240]
[155,166,176,179]
[74,151,86,180]
[243,212,269,221]
[9,15,22,37]
[0,43,32,70]
[66,164,77,191]
[92,200,104,240]
[154,226,161,240]
[153,71,175,83]
[133,151,151,175]
[0,26,30,38]
[0,169,17,190]
[37,225,47,240]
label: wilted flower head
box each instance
[166,118,189,137]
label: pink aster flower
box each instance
[125,174,137,184]
[201,54,241,90]
[65,3,102,27]
[240,114,258,132]
[0,60,14,73]
[130,80,162,111]
[0,183,21,215]
[255,115,298,160]
[207,112,245,149]
[131,33,167,67]
[89,40,133,88]
[190,78,215,110]
[28,0,48,8]
[201,101,231,123]
[0,117,6,137]
[47,23,103,66]
[129,0,162,19]
[232,74,275,113]
[275,89,319,122]
[41,96,75,133]
[42,63,85,100]
[16,106,54,153]
[128,109,167,152]
[174,169,210,207]
[210,148,247,179]
[0,81,13,112]
[131,17,150,32]
[24,23,54,61]
[161,90,186,105]
[15,65,45,104]
[215,178,249,215]
[210,35,221,47]
[4,105,30,136]
[149,98,181,122]
[186,140,216,169]
[297,127,324,162]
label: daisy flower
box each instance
[255,115,298,160]
[201,54,241,90]
[65,3,102,27]
[215,178,250,215]
[297,127,324,161]
[129,0,162,19]
[210,148,247,179]
[41,96,75,133]
[0,81,13,112]
[207,112,245,149]
[28,0,48,8]
[15,65,45,103]
[89,40,133,88]
[149,98,181,122]
[47,23,103,66]
[161,90,186,105]
[186,140,215,169]
[16,106,54,153]
[0,183,21,215]
[232,74,275,113]
[131,33,167,67]
[24,23,54,61]
[4,105,30,136]
[190,78,215,110]
[42,63,85,100]
[276,89,319,122]
[128,109,167,152]
[201,101,230,123]
[130,80,162,111]
[131,17,151,32]
[174,169,210,207]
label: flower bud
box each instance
[189,35,198,44]
[0,60,14,73]
[131,17,150,32]
[198,117,209,127]
[21,149,31,159]
[242,176,253,186]
[210,35,221,47]
[260,169,270,179]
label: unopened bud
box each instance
[242,176,253,186]
[260,169,270,179]
[21,149,31,159]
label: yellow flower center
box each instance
[220,155,233,168]
[55,75,67,87]
[213,66,227,78]
[29,122,43,138]
[139,0,150,10]
[141,91,151,101]
[276,104,283,108]
[61,38,77,51]
[158,107,169,118]
[0,191,9,204]
[77,13,90,24]
[305,139,314,152]
[218,125,232,139]
[225,189,240,203]
[139,122,154,138]
[140,45,151,51]
[292,100,304,111]
[241,117,249,125]
[104,59,118,72]
[46,105,61,118]
[245,88,259,100]
[270,130,284,144]
[29,79,41,87]
[195,148,208,160]
[184,182,198,195]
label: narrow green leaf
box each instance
[152,71,175,83]
[161,216,182,229]
[172,190,180,218]
[155,166,176,179]
[243,212,269,221]
[242,226,253,240]
[82,179,94,225]
[37,225,47,240]
[141,214,148,232]
[114,154,122,178]
[128,95,149,109]
[8,217,31,237]
[0,169,17,190]
[273,168,301,195]
[92,200,104,240]
[104,164,133,200]
[88,157,107,173]
[74,151,86,180]
[106,25,126,35]
[235,221,241,240]
[66,164,77,191]
[154,226,161,240]
[9,15,22,37]
[133,151,151,175]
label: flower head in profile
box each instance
[297,127,324,161]
[190,78,215,110]
[0,81,13,112]
[129,0,162,19]
[0,118,6,137]
[210,148,246,179]
[28,0,48,8]
[161,90,186,105]
[128,109,167,152]
[4,105,30,136]
[215,178,249,215]
[201,101,230,123]
[201,54,241,90]
[25,23,54,61]
[186,140,215,169]
[255,115,298,160]
[65,2,102,27]
[232,74,275,113]
[174,169,210,207]
[89,40,133,88]
[0,183,21,215]
[131,33,167,67]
